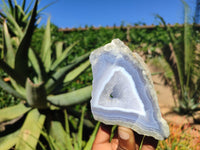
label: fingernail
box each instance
[118,128,130,140]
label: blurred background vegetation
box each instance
[0,0,200,149]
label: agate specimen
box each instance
[90,39,169,140]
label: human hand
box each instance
[92,124,158,150]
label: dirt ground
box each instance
[148,64,200,130]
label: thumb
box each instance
[117,126,136,150]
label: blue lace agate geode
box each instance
[90,39,169,140]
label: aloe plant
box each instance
[40,107,100,150]
[0,0,93,149]
[0,0,54,37]
[156,0,200,116]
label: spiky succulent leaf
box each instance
[9,78,26,98]
[15,109,45,150]
[7,0,14,15]
[40,18,51,72]
[45,52,90,93]
[28,48,47,83]
[64,110,73,150]
[24,0,34,14]
[49,120,70,150]
[0,129,20,150]
[64,60,90,84]
[51,41,79,70]
[0,78,24,99]
[26,78,47,109]
[1,0,23,38]
[21,0,26,11]
[0,59,24,87]
[182,0,195,90]
[47,85,92,106]
[77,105,86,149]
[14,0,38,84]
[37,1,57,14]
[15,4,26,22]
[158,15,185,95]
[2,20,15,67]
[55,41,63,59]
[0,103,30,123]
[83,122,100,150]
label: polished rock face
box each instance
[90,39,169,140]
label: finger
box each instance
[111,128,119,150]
[117,126,136,150]
[93,123,112,145]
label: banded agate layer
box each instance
[90,39,169,140]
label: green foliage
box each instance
[0,0,94,149]
[40,107,100,150]
[0,0,54,37]
[156,0,200,116]
[157,123,200,149]
[0,69,21,108]
[0,0,199,149]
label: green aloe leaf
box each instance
[77,105,86,149]
[40,17,51,72]
[64,60,90,83]
[14,5,19,24]
[83,122,100,150]
[45,52,90,93]
[49,120,71,150]
[45,63,75,93]
[182,0,194,89]
[51,41,79,70]
[40,130,58,150]
[15,109,46,150]
[21,0,26,11]
[9,78,26,98]
[0,103,30,123]
[0,78,24,99]
[15,4,26,21]
[156,15,176,43]
[28,48,47,83]
[2,20,15,67]
[47,85,92,107]
[0,129,20,150]
[71,51,90,64]
[26,78,47,109]
[14,0,38,85]
[22,0,54,24]
[37,1,57,14]
[55,41,63,59]
[7,0,14,15]
[1,5,23,38]
[24,0,34,14]
[0,59,24,87]
[72,133,78,150]
[64,109,73,150]
[0,12,18,36]
[158,14,185,95]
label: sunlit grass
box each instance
[157,123,200,150]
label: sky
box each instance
[1,0,198,28]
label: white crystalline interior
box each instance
[95,66,146,116]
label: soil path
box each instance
[148,64,200,129]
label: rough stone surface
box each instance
[90,39,169,140]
